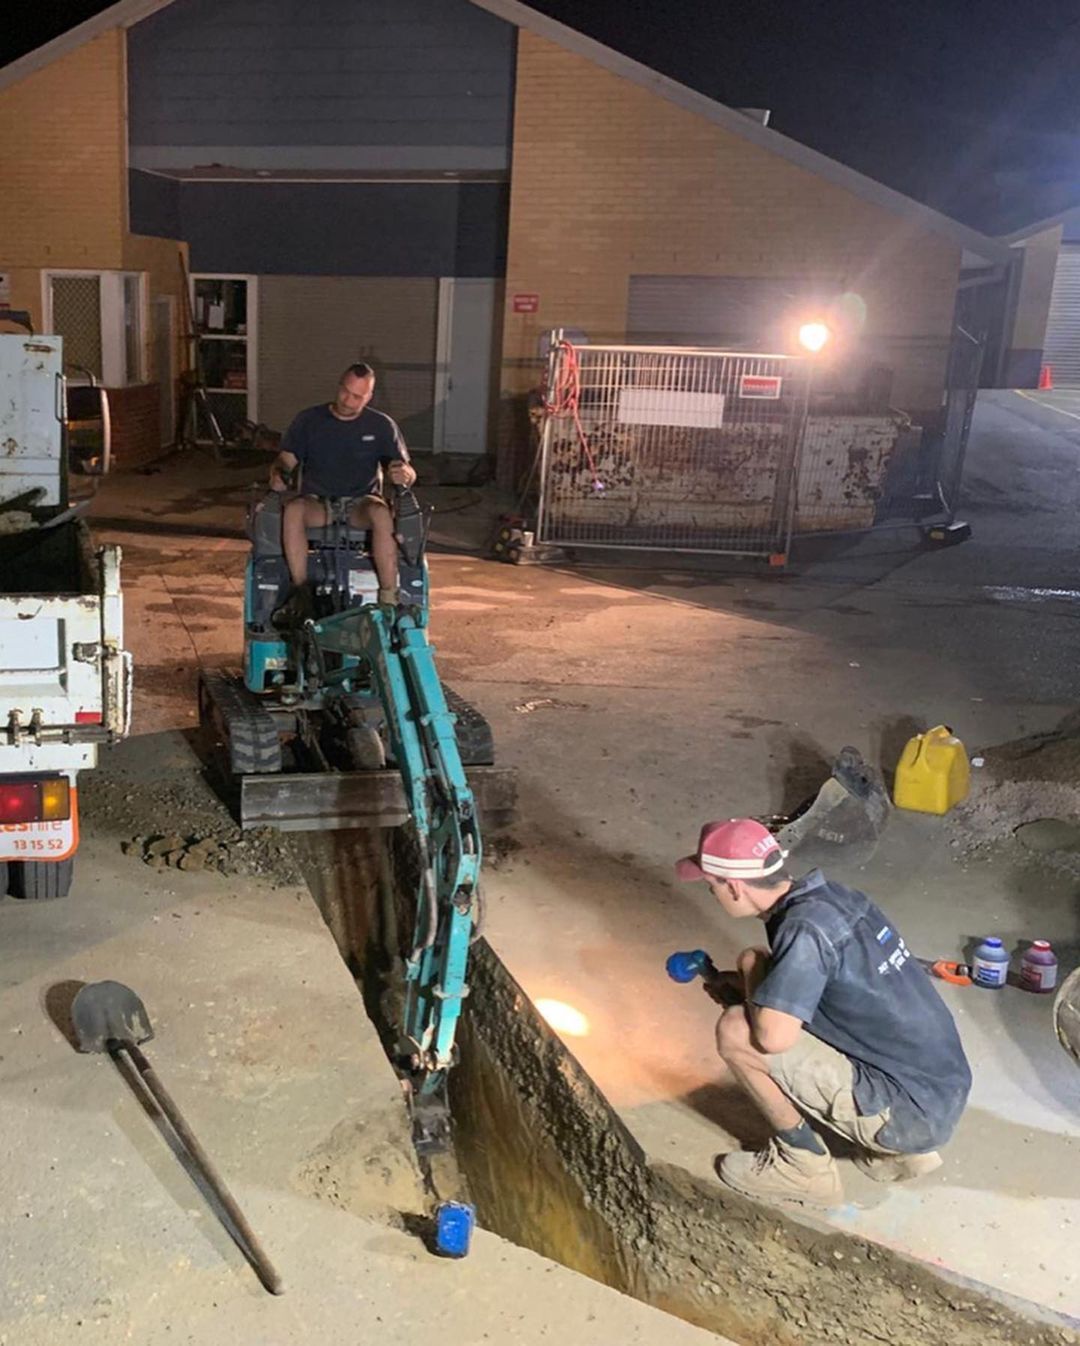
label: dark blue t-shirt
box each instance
[754,870,971,1152]
[282,404,408,498]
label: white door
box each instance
[434,278,498,455]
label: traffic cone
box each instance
[1039,364,1054,390]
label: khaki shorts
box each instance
[768,1032,892,1153]
[303,493,387,525]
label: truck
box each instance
[0,331,132,899]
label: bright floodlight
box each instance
[798,321,830,353]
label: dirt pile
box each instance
[80,762,304,887]
[949,720,1080,871]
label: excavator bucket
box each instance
[772,746,891,870]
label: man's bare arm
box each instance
[735,947,804,1054]
[270,450,299,492]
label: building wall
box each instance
[1003,225,1063,387]
[499,31,962,480]
[145,180,509,278]
[127,0,515,173]
[258,276,438,445]
[107,383,162,468]
[0,29,187,463]
[0,32,128,324]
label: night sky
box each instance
[5,0,1080,232]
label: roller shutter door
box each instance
[258,277,438,445]
[1043,246,1080,387]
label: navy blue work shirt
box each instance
[753,870,972,1152]
[282,404,409,498]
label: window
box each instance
[44,271,147,386]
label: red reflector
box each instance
[75,711,102,724]
[0,782,40,824]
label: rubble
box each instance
[80,763,304,887]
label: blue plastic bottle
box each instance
[972,936,1010,989]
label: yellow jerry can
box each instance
[893,725,971,815]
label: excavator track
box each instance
[198,668,283,776]
[443,685,494,766]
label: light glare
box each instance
[798,321,830,353]
[535,998,590,1037]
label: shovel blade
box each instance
[72,980,154,1054]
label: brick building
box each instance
[0,0,1007,474]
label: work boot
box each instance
[272,583,314,630]
[717,1137,844,1210]
[852,1149,942,1184]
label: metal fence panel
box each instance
[935,326,983,518]
[536,336,810,557]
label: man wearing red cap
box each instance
[676,818,971,1208]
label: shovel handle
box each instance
[118,1041,284,1295]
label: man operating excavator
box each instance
[269,361,416,624]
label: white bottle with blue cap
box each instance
[972,936,1010,988]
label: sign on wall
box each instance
[617,386,725,428]
[738,373,783,400]
[0,273,10,309]
[512,293,539,313]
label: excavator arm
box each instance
[312,603,482,1149]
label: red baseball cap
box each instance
[675,818,787,882]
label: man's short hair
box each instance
[342,362,375,382]
[742,871,793,892]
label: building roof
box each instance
[0,0,1011,264]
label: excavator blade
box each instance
[239,764,517,833]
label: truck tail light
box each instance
[0,778,71,824]
[0,782,41,824]
[75,711,102,724]
[41,778,71,821]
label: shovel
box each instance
[71,980,284,1295]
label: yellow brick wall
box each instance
[501,32,961,461]
[0,29,187,391]
[0,32,127,320]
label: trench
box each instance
[295,826,1075,1346]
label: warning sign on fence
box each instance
[738,374,783,400]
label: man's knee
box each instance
[350,498,390,533]
[715,1006,754,1061]
[283,496,321,530]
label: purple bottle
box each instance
[1020,941,1058,994]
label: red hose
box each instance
[541,340,604,492]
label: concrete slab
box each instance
[73,394,1080,1326]
[0,773,726,1346]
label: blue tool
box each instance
[666,949,717,983]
